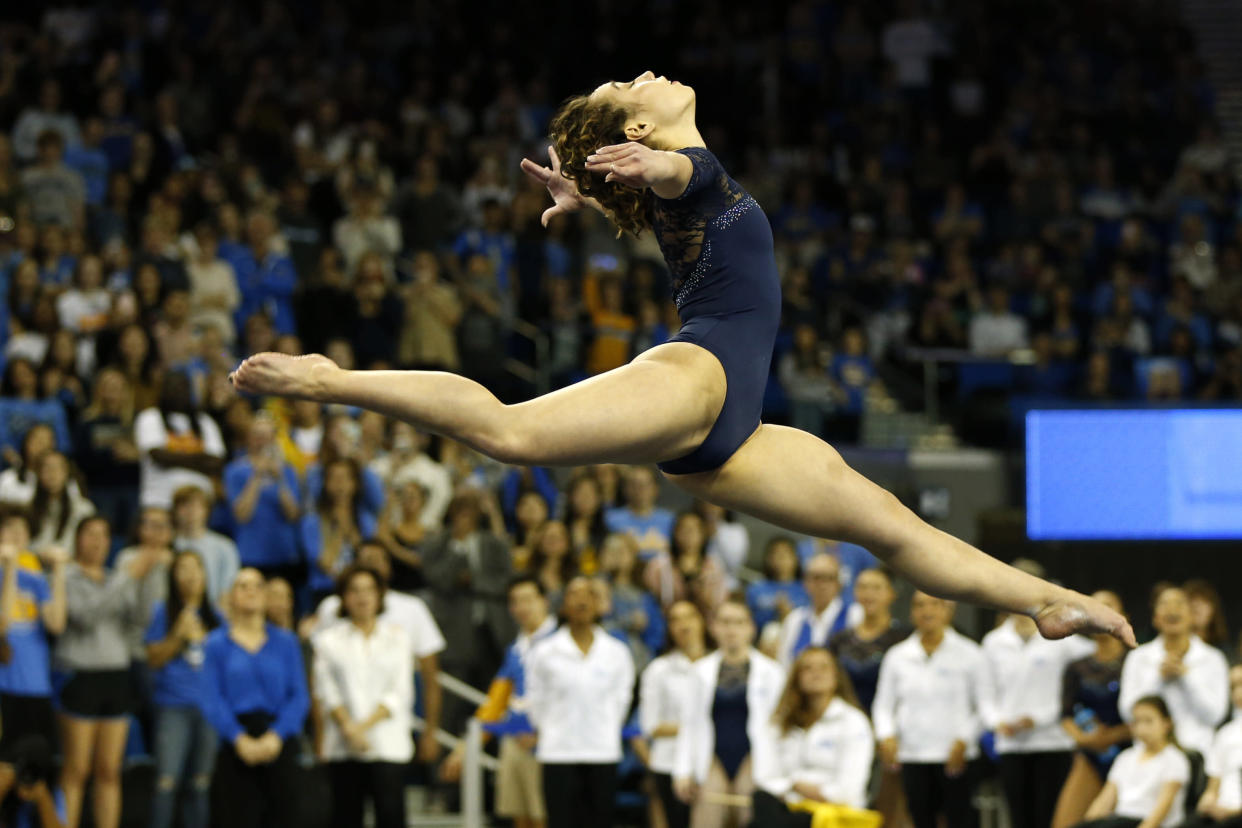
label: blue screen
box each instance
[1026,409,1242,540]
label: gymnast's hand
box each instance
[586,142,685,194]
[229,352,341,400]
[520,145,587,227]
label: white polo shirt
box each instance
[754,697,875,809]
[1118,635,1229,755]
[312,620,415,762]
[872,629,995,763]
[526,626,635,764]
[1108,743,1190,826]
[1206,717,1242,811]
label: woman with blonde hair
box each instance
[752,647,875,827]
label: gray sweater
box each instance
[54,563,143,672]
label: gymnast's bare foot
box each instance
[229,352,340,400]
[1035,590,1137,648]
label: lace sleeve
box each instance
[670,147,723,201]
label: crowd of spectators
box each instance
[0,0,1237,826]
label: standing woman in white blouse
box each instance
[752,647,875,827]
[636,600,709,828]
[872,591,996,828]
[311,564,414,828]
[1118,585,1229,758]
[674,599,786,828]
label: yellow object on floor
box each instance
[789,800,884,828]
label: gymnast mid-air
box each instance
[231,70,1135,647]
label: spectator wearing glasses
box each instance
[776,553,863,670]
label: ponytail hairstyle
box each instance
[549,95,651,237]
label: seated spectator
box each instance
[525,520,577,609]
[970,285,1030,357]
[604,466,674,562]
[224,414,302,578]
[776,553,864,669]
[873,592,994,828]
[374,478,429,592]
[134,372,226,510]
[1074,696,1189,828]
[311,564,413,828]
[144,551,222,828]
[300,458,375,605]
[636,600,708,828]
[674,599,785,828]
[424,492,515,737]
[747,536,809,633]
[752,648,875,825]
[74,368,140,538]
[57,516,163,828]
[311,540,445,764]
[26,451,94,553]
[1119,584,1229,757]
[527,576,636,828]
[598,533,664,670]
[644,510,728,620]
[200,569,309,828]
[0,734,67,828]
[0,516,67,765]
[171,486,240,609]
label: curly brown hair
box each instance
[549,95,652,237]
[771,647,862,734]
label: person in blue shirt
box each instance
[746,536,809,632]
[299,458,377,605]
[0,363,71,461]
[219,211,298,336]
[301,415,385,522]
[223,415,301,578]
[62,117,109,208]
[145,551,222,828]
[0,514,67,764]
[603,465,674,562]
[200,568,309,828]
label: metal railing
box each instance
[417,669,499,827]
[504,318,551,396]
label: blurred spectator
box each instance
[1074,695,1188,828]
[508,489,549,565]
[752,648,875,824]
[64,117,109,209]
[224,212,297,336]
[440,575,556,827]
[134,372,225,509]
[396,251,463,370]
[224,414,301,577]
[0,730,67,827]
[970,286,1030,357]
[21,131,84,230]
[300,458,375,604]
[0,426,60,505]
[75,369,140,537]
[563,471,607,573]
[144,551,222,828]
[636,600,708,828]
[598,533,664,670]
[333,183,401,280]
[605,466,674,562]
[26,451,94,553]
[374,478,430,591]
[984,611,1095,828]
[0,517,67,764]
[350,252,404,367]
[778,323,837,438]
[0,365,71,463]
[264,577,296,631]
[644,511,728,621]
[311,540,445,764]
[200,569,309,828]
[312,565,413,828]
[524,520,575,612]
[673,599,784,828]
[423,492,514,733]
[368,421,452,530]
[393,155,462,253]
[185,221,241,346]
[1185,579,1230,651]
[303,414,385,520]
[874,592,994,828]
[57,516,162,828]
[692,501,749,589]
[527,576,635,828]
[776,553,863,670]
[748,536,808,635]
[1185,665,1242,828]
[56,255,111,336]
[1119,584,1229,756]
[1054,591,1134,828]
[11,79,81,163]
[171,486,240,609]
[585,275,636,376]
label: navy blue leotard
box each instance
[651,147,781,476]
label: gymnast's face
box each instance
[590,70,696,141]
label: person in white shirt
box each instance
[1119,585,1229,757]
[367,422,452,531]
[636,601,708,828]
[311,541,444,763]
[440,575,557,828]
[675,599,786,828]
[526,576,635,828]
[1183,665,1242,828]
[133,373,225,509]
[777,553,863,670]
[312,564,412,828]
[873,591,995,828]
[1075,695,1190,828]
[984,613,1095,828]
[752,647,874,827]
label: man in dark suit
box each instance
[423,490,516,735]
